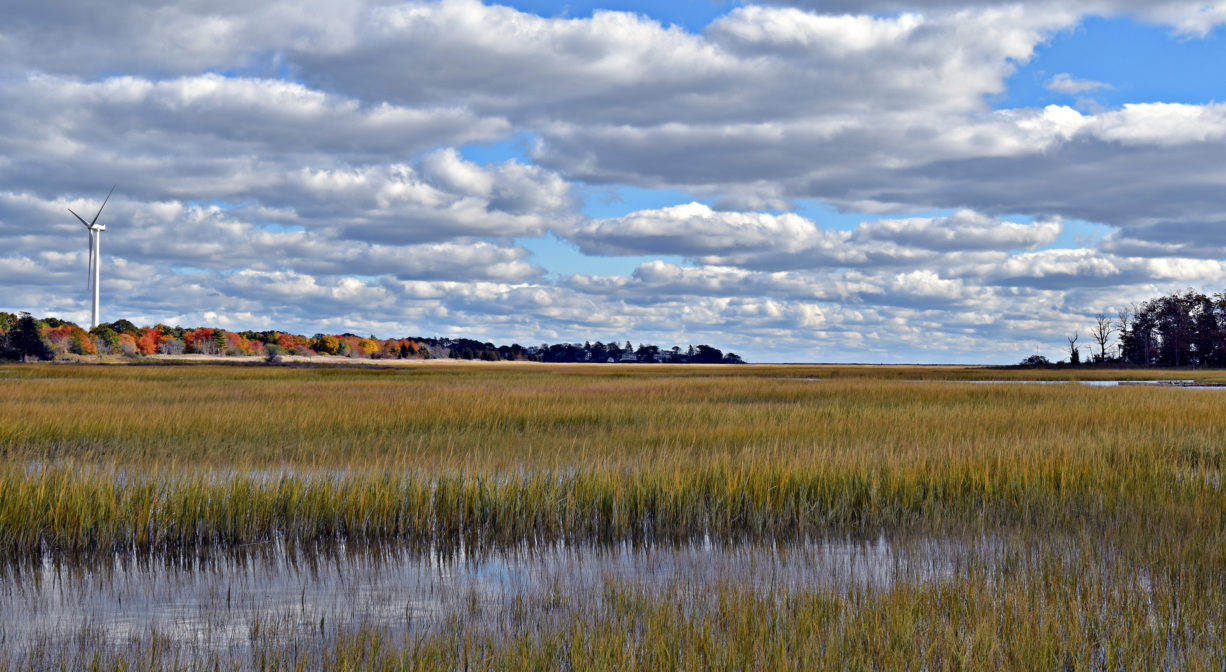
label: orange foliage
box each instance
[41,324,96,356]
[379,338,419,358]
[335,335,362,356]
[183,328,216,354]
[224,331,252,355]
[276,332,314,355]
[136,327,161,355]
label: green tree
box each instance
[106,319,139,334]
[7,313,50,361]
[213,329,228,355]
[90,325,120,354]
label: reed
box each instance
[5,547,1223,670]
[3,363,1225,473]
[1,362,1223,668]
[1,454,1221,558]
[1,364,1223,553]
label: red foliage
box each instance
[224,331,256,355]
[336,335,362,355]
[41,323,96,355]
[182,328,216,354]
[136,327,161,355]
[276,332,314,355]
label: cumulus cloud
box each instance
[1046,73,1113,94]
[571,203,849,264]
[3,0,1226,362]
[853,210,1061,251]
[0,73,509,196]
[763,0,1226,36]
[1,190,548,282]
[569,204,1061,270]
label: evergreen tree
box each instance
[8,313,50,361]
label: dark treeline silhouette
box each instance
[0,312,744,364]
[430,339,744,364]
[1115,290,1226,367]
[1026,289,1226,368]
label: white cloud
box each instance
[853,210,1061,250]
[570,204,1063,271]
[763,0,1226,36]
[1046,73,1113,94]
[3,0,1226,363]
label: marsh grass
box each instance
[1,363,1224,553]
[3,363,1225,470]
[1,363,1224,668]
[1,458,1222,561]
[4,542,1223,671]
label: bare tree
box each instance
[1116,304,1135,362]
[1089,313,1113,362]
[1067,332,1080,365]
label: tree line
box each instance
[1031,289,1226,367]
[0,313,744,365]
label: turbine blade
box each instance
[90,185,115,227]
[68,207,91,228]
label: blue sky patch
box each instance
[999,15,1226,110]
[580,185,710,219]
[458,132,539,165]
[499,0,740,31]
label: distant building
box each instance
[619,352,638,362]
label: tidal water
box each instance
[0,535,980,657]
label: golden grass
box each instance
[1,362,1223,668]
[7,542,1224,670]
[3,362,1225,472]
[1,363,1224,552]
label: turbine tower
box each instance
[67,186,114,329]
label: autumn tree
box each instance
[43,323,96,357]
[311,334,340,355]
[276,332,313,356]
[118,332,138,356]
[159,336,185,355]
[90,324,120,355]
[183,328,215,354]
[136,327,161,355]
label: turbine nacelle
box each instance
[68,210,106,231]
[68,185,113,232]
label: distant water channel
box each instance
[0,535,978,658]
[784,377,1225,389]
[960,379,1195,386]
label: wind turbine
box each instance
[67,186,114,329]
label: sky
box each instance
[2,1,1226,363]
